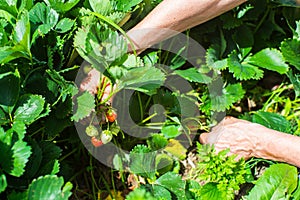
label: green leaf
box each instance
[89,0,112,15]
[0,11,31,63]
[143,52,159,68]
[126,188,156,200]
[29,3,50,25]
[14,10,31,53]
[28,175,72,200]
[44,0,80,13]
[118,67,165,95]
[249,48,289,74]
[174,68,212,84]
[155,172,186,200]
[252,111,292,133]
[161,125,180,139]
[272,0,300,6]
[233,25,254,48]
[7,191,27,200]
[36,141,62,177]
[210,83,245,112]
[281,38,300,70]
[206,45,228,70]
[72,91,95,122]
[0,108,8,125]
[246,164,298,200]
[220,13,243,30]
[155,154,173,175]
[22,139,42,179]
[14,94,45,125]
[0,172,7,193]
[55,18,74,33]
[292,178,300,200]
[10,120,26,140]
[153,185,172,200]
[19,0,33,11]
[129,145,156,179]
[45,114,72,140]
[0,126,11,145]
[164,139,187,160]
[228,51,264,80]
[116,0,143,12]
[186,180,201,199]
[29,2,59,42]
[46,69,77,102]
[287,70,300,97]
[0,0,18,17]
[74,26,127,73]
[0,69,20,106]
[51,160,60,175]
[0,20,8,46]
[206,45,221,66]
[196,183,224,200]
[147,134,168,151]
[10,140,32,177]
[295,21,300,39]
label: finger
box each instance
[80,69,100,95]
[199,132,209,144]
[220,116,252,126]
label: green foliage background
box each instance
[0,0,299,199]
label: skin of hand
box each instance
[127,0,248,51]
[80,68,100,95]
[200,116,300,167]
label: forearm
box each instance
[254,129,300,167]
[127,0,247,50]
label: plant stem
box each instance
[91,12,137,56]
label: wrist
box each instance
[252,126,300,167]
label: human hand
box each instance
[199,116,262,160]
[80,68,101,95]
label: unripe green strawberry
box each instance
[100,130,113,144]
[85,125,99,137]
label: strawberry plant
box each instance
[190,143,248,200]
[0,0,299,199]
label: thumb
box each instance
[199,132,209,144]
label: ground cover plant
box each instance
[0,0,299,199]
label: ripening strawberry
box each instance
[85,125,99,137]
[106,110,117,123]
[91,136,103,147]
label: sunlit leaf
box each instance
[155,172,186,199]
[250,48,289,74]
[28,175,72,200]
[246,164,297,200]
[0,172,7,193]
[281,38,300,70]
[175,68,212,84]
[14,94,45,125]
[72,91,95,122]
[44,0,80,13]
[228,51,264,80]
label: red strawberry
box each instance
[91,136,103,147]
[106,110,117,122]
